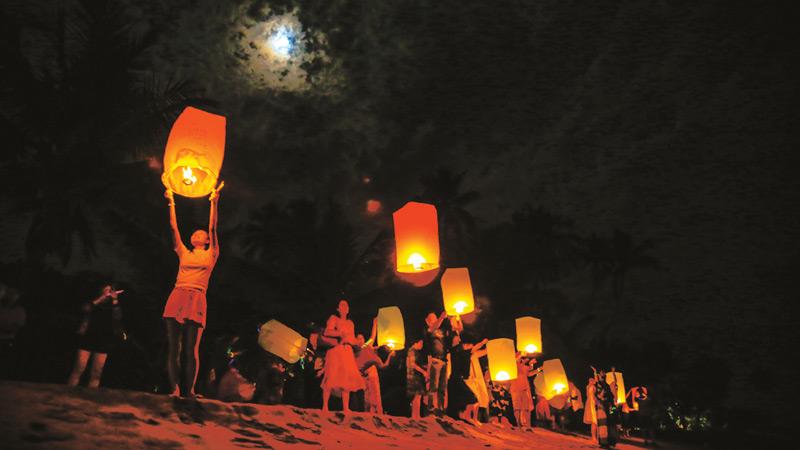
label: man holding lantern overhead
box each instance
[162,181,223,397]
[422,310,451,416]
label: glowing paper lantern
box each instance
[392,202,439,273]
[162,107,226,198]
[258,319,308,364]
[534,359,569,400]
[515,316,542,355]
[606,371,626,405]
[487,338,517,381]
[376,306,405,350]
[441,268,475,316]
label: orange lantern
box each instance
[376,306,405,350]
[487,338,517,381]
[441,267,475,316]
[606,371,626,405]
[162,106,226,198]
[533,359,569,400]
[392,202,439,273]
[515,316,542,355]
[258,320,308,364]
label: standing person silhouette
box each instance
[321,299,365,413]
[162,181,223,397]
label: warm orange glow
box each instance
[377,306,405,350]
[258,320,308,364]
[487,338,517,381]
[516,316,542,355]
[162,107,226,198]
[392,202,439,274]
[182,166,197,185]
[366,199,382,214]
[533,359,570,400]
[441,268,475,316]
[606,371,627,405]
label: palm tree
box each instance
[0,0,204,266]
[608,230,660,309]
[419,168,480,264]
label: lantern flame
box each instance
[182,167,197,185]
[386,340,396,349]
[496,370,510,381]
[407,253,427,271]
[454,301,467,315]
[553,382,567,394]
[525,344,538,354]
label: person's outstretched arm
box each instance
[165,189,186,254]
[208,181,224,258]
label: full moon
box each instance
[268,26,295,58]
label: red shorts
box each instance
[163,287,207,328]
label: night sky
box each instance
[1,0,798,434]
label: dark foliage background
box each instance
[1,0,797,444]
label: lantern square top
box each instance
[487,338,518,382]
[162,106,226,198]
[441,267,475,316]
[258,319,308,364]
[392,202,439,273]
[377,306,405,350]
[515,316,542,355]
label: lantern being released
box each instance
[606,370,626,405]
[162,107,226,198]
[376,306,405,350]
[487,338,517,381]
[533,359,569,400]
[258,320,308,364]
[441,268,475,316]
[392,202,439,273]
[515,316,542,355]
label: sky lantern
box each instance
[392,202,439,274]
[376,306,405,350]
[258,319,308,364]
[487,338,517,381]
[162,106,226,198]
[515,316,542,355]
[533,359,569,400]
[606,370,627,405]
[441,267,475,316]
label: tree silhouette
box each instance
[0,0,204,265]
[608,229,660,309]
[419,168,479,264]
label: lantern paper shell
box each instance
[392,202,439,273]
[515,316,542,355]
[487,338,517,381]
[377,306,405,350]
[441,268,475,316]
[533,359,569,400]
[258,320,308,364]
[162,106,226,198]
[606,371,626,405]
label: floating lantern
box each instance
[441,267,475,316]
[392,202,439,273]
[162,107,226,198]
[487,338,517,381]
[376,306,405,350]
[606,371,626,405]
[258,319,308,364]
[533,359,569,400]
[515,316,542,355]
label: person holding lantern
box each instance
[510,353,538,428]
[162,181,223,397]
[67,284,126,388]
[356,319,396,414]
[447,334,488,425]
[320,299,365,413]
[423,310,451,416]
[406,339,428,419]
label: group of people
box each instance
[584,368,654,448]
[56,182,657,448]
